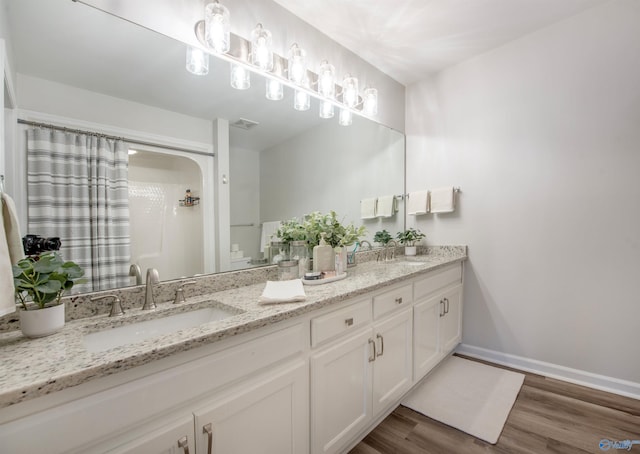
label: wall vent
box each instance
[231,118,260,130]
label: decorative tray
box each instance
[302,273,347,286]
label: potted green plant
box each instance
[396,228,426,256]
[303,211,366,272]
[276,218,309,272]
[373,229,393,246]
[13,251,85,338]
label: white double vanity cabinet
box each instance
[0,261,463,454]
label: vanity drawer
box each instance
[414,263,462,301]
[373,283,413,320]
[311,298,372,347]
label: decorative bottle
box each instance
[313,233,334,272]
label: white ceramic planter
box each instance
[19,304,65,338]
[404,246,417,256]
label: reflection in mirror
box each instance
[3,0,405,295]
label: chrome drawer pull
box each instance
[345,317,354,326]
[444,298,450,314]
[368,338,376,362]
[177,436,190,454]
[395,297,403,304]
[203,423,213,454]
[439,300,445,317]
[376,333,384,357]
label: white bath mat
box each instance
[401,356,524,444]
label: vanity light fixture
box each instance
[230,63,250,89]
[186,46,209,75]
[288,43,307,85]
[363,87,378,116]
[250,23,273,71]
[342,75,359,108]
[319,100,335,119]
[338,108,352,126]
[318,60,336,98]
[266,78,284,100]
[294,88,311,111]
[204,0,230,53]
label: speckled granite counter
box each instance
[0,247,466,409]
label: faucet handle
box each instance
[173,280,197,304]
[91,294,125,317]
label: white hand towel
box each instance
[2,194,24,265]
[360,198,378,219]
[259,279,307,304]
[407,190,430,215]
[1,193,24,316]
[260,221,282,253]
[430,186,456,213]
[377,195,397,218]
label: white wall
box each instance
[406,0,640,385]
[229,146,261,261]
[260,116,405,244]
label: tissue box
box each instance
[230,250,244,259]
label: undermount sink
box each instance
[83,305,241,353]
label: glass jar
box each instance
[278,260,299,281]
[289,240,309,278]
[269,241,289,264]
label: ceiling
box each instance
[272,0,607,85]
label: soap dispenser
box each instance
[313,233,334,272]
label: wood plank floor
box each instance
[349,355,640,454]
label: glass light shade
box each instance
[204,1,230,53]
[342,75,359,108]
[363,87,378,116]
[319,100,334,119]
[339,108,352,126]
[318,60,335,98]
[294,89,310,111]
[288,43,307,84]
[186,47,209,75]
[230,64,250,90]
[266,78,283,101]
[250,24,273,71]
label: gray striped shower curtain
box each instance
[26,128,130,292]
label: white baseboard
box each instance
[456,343,640,401]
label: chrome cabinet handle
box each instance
[203,423,213,454]
[376,333,384,357]
[395,297,403,304]
[177,436,190,454]
[444,298,450,314]
[345,317,354,326]
[368,338,376,362]
[439,300,445,317]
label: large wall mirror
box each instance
[2,0,405,294]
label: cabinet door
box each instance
[440,285,463,354]
[413,294,442,381]
[193,360,308,454]
[104,415,195,454]
[310,328,373,454]
[372,307,413,416]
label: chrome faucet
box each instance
[359,240,373,251]
[143,268,159,310]
[385,240,398,261]
[128,264,142,285]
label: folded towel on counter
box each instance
[407,190,430,215]
[430,186,456,213]
[260,221,281,253]
[259,279,307,304]
[1,193,24,316]
[377,195,397,217]
[360,198,378,219]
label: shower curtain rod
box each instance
[17,119,214,157]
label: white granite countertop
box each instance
[0,248,466,409]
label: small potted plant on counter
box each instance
[13,251,85,338]
[396,228,426,256]
[373,229,393,246]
